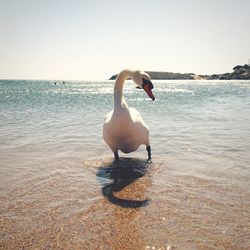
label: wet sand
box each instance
[1,156,249,249]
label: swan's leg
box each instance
[146,145,151,160]
[114,151,119,160]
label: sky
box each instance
[0,0,250,80]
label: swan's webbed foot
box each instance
[146,145,151,161]
[114,151,119,160]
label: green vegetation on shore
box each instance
[109,64,250,80]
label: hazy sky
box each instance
[1,0,249,80]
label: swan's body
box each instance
[103,107,149,153]
[103,69,155,159]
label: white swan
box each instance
[103,69,155,160]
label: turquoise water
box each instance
[1,79,250,248]
[1,80,250,169]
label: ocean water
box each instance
[1,79,250,249]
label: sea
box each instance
[0,79,250,249]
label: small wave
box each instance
[157,87,194,94]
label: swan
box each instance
[103,69,155,160]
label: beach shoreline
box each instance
[1,79,250,249]
[1,156,249,249]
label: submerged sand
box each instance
[1,157,250,249]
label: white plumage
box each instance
[103,69,155,159]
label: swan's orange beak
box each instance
[143,84,155,101]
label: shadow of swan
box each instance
[96,158,151,208]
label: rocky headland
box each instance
[109,64,250,80]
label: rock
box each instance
[109,64,250,80]
[109,74,118,80]
[109,71,195,80]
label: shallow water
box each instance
[0,80,250,249]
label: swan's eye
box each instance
[142,78,154,89]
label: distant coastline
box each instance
[109,64,250,80]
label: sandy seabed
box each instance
[1,156,250,250]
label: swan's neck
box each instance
[114,69,133,110]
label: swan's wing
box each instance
[128,107,150,145]
[129,108,148,127]
[103,110,113,123]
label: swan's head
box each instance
[132,71,155,101]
